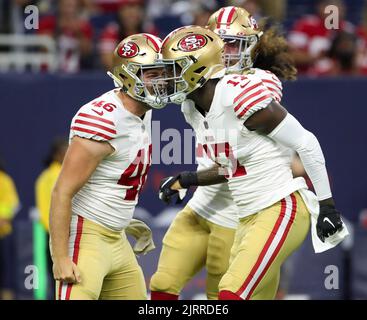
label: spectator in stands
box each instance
[288,0,355,74]
[310,31,363,76]
[15,0,94,18]
[35,138,67,237]
[99,0,157,70]
[35,138,67,299]
[85,0,130,13]
[14,0,55,16]
[37,0,94,73]
[0,158,19,245]
[0,156,19,300]
[227,0,287,25]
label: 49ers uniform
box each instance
[56,89,151,300]
[195,72,312,300]
[150,69,285,300]
[70,90,152,231]
[187,68,283,227]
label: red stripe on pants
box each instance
[236,194,297,299]
[65,216,84,300]
[58,280,63,300]
[244,194,297,299]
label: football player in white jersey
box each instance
[150,9,298,300]
[155,26,344,300]
[49,33,166,300]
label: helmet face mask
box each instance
[222,34,260,72]
[151,57,193,105]
[108,33,168,109]
[132,62,170,109]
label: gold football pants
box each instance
[218,192,310,300]
[150,205,236,299]
[56,215,147,300]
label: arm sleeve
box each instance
[268,113,332,201]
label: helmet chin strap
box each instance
[195,64,226,88]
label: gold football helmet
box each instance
[207,6,263,72]
[157,25,225,104]
[107,33,167,109]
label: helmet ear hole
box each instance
[194,66,206,74]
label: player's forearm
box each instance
[268,113,332,201]
[49,188,73,260]
[175,165,227,189]
[197,165,227,186]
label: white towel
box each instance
[125,219,156,256]
[298,189,350,253]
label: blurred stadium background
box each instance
[0,0,366,300]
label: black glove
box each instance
[316,204,344,242]
[159,172,198,204]
[159,176,182,204]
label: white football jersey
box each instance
[69,89,152,231]
[182,68,285,224]
[181,100,239,229]
[190,71,308,218]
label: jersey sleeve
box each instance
[70,104,117,143]
[287,16,311,50]
[221,74,274,122]
[257,70,283,103]
[98,23,118,54]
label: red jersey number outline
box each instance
[118,144,152,201]
[198,142,246,178]
[91,100,117,116]
[227,75,250,89]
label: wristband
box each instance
[178,171,199,189]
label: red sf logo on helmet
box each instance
[117,42,139,58]
[249,16,259,30]
[178,34,207,52]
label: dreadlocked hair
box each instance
[252,25,297,81]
